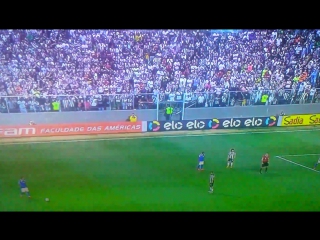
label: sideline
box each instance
[0,127,319,146]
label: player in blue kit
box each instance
[19,177,31,198]
[197,152,205,171]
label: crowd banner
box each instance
[0,121,143,138]
[147,116,278,132]
[280,114,320,127]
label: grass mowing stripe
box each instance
[1,128,320,146]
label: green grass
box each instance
[278,155,319,170]
[1,127,320,211]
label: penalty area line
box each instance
[275,156,320,173]
[0,127,320,146]
[279,153,320,157]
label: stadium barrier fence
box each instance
[1,88,320,115]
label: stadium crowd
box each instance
[0,29,320,113]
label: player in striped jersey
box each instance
[313,156,320,170]
[208,172,215,193]
[226,149,236,168]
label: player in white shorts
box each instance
[19,177,31,198]
[226,149,236,168]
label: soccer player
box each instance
[260,153,269,174]
[226,149,236,168]
[19,177,31,198]
[208,171,215,193]
[313,156,320,170]
[197,152,205,170]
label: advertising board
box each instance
[147,116,278,132]
[0,121,143,138]
[280,114,320,127]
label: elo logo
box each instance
[148,121,160,132]
[265,116,277,126]
[208,118,219,129]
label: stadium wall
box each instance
[0,110,157,125]
[183,104,320,120]
[0,103,319,125]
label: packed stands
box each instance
[0,29,320,113]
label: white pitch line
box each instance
[280,154,320,157]
[0,128,319,146]
[275,156,320,173]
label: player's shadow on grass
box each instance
[241,166,276,173]
[215,192,241,198]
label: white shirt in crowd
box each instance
[198,95,205,103]
[169,92,175,101]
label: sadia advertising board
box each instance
[280,114,320,127]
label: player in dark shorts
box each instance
[260,153,269,174]
[208,172,215,193]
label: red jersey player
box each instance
[260,153,269,174]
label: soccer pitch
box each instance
[1,127,320,211]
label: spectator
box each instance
[0,29,320,113]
